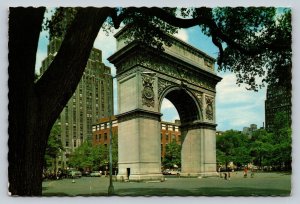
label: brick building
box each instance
[92,117,181,158]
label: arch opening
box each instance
[159,88,203,173]
[160,88,201,125]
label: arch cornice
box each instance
[108,42,222,92]
[180,121,217,131]
[116,109,162,123]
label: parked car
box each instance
[68,170,82,178]
[169,170,180,175]
[90,171,101,177]
[162,169,171,175]
[81,171,91,177]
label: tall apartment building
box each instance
[92,118,181,158]
[40,38,113,155]
[265,85,291,132]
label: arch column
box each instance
[116,109,163,181]
[115,69,164,181]
[180,121,218,177]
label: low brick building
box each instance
[92,117,181,158]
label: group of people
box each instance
[217,166,231,180]
[243,166,255,178]
[217,166,255,180]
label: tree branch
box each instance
[111,7,289,61]
[35,7,112,126]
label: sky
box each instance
[35,10,267,132]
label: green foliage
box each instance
[68,132,118,171]
[44,122,64,168]
[216,130,251,167]
[44,7,291,91]
[68,140,108,170]
[162,140,181,169]
[209,7,291,90]
[44,8,78,40]
[250,129,274,167]
[217,111,291,170]
[120,8,178,50]
[270,112,292,168]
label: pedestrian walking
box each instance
[250,168,255,178]
[218,166,222,178]
[243,166,248,178]
[224,172,227,180]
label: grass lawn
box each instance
[42,171,291,196]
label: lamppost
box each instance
[108,74,115,196]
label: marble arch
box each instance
[108,28,222,181]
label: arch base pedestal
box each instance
[117,174,165,182]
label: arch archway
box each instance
[160,86,201,124]
[108,28,222,181]
[159,86,217,177]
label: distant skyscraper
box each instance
[265,85,291,132]
[40,38,113,154]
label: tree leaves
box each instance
[162,140,181,169]
[217,111,291,170]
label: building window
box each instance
[74,140,77,147]
[104,133,107,140]
[166,134,169,141]
[66,141,69,147]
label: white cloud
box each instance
[217,102,265,130]
[161,98,175,111]
[216,72,266,131]
[93,28,121,76]
[216,73,266,105]
[173,29,189,42]
[160,99,179,122]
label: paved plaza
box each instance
[42,171,291,196]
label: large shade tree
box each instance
[8,7,291,195]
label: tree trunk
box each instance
[8,7,112,195]
[8,7,47,196]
